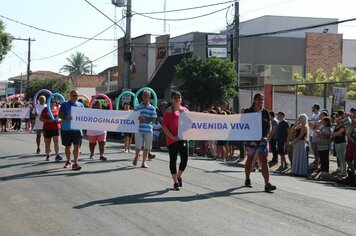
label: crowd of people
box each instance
[1,90,356,190]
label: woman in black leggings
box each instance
[162,91,189,191]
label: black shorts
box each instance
[277,141,287,155]
[0,118,7,125]
[217,140,228,146]
[61,130,82,146]
[44,130,60,139]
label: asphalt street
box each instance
[0,132,355,236]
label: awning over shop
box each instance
[7,93,25,100]
[148,52,192,95]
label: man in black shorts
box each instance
[59,90,84,170]
[276,111,289,170]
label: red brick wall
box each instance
[305,33,342,76]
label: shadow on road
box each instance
[73,186,263,209]
[0,165,135,181]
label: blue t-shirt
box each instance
[135,102,157,133]
[59,101,84,131]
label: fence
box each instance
[239,80,356,121]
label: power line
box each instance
[133,6,231,21]
[83,0,126,34]
[0,14,117,41]
[136,0,235,14]
[32,23,117,61]
[91,47,119,63]
[10,49,27,65]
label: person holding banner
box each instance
[162,91,189,191]
[132,90,157,168]
[0,103,8,132]
[59,90,84,171]
[40,100,62,162]
[243,93,276,192]
[123,103,133,153]
[87,100,107,161]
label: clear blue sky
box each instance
[1,0,356,81]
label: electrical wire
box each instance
[133,6,231,21]
[10,49,27,65]
[0,14,118,41]
[32,23,117,61]
[83,0,126,34]
[136,0,235,14]
[91,48,119,63]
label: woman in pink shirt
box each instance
[162,91,189,191]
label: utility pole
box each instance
[12,37,35,93]
[233,1,240,113]
[27,37,31,89]
[123,0,132,89]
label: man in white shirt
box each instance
[33,96,47,154]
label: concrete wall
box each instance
[342,39,356,68]
[238,15,338,38]
[240,36,305,65]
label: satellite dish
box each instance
[112,0,125,7]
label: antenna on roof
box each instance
[163,0,167,34]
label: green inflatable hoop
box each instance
[134,87,158,108]
[116,91,137,110]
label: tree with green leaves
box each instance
[60,52,91,75]
[26,78,73,99]
[0,20,12,63]
[176,56,238,110]
[293,64,356,99]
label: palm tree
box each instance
[60,52,92,75]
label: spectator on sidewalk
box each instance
[276,111,289,170]
[291,114,309,176]
[268,111,278,166]
[331,110,347,177]
[316,116,332,177]
[310,104,321,170]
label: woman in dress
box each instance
[290,114,309,176]
[162,91,189,191]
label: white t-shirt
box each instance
[33,104,47,130]
[309,112,320,137]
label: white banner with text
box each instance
[71,107,140,133]
[0,108,30,119]
[178,112,262,141]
